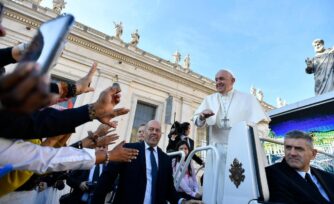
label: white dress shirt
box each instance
[88,164,104,182]
[143,142,184,204]
[143,142,158,204]
[297,169,330,201]
[0,138,95,174]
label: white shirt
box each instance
[0,138,95,174]
[143,142,158,204]
[88,164,104,182]
[296,169,330,201]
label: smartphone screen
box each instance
[20,14,74,74]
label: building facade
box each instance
[0,0,274,151]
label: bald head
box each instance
[215,69,235,94]
[144,120,162,147]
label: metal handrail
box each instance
[259,137,334,159]
[175,145,220,204]
[167,150,185,185]
[195,165,205,176]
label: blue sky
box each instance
[41,0,334,106]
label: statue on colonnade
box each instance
[183,54,190,69]
[52,0,66,14]
[113,21,123,39]
[173,50,181,64]
[130,29,140,46]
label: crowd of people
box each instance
[0,2,333,204]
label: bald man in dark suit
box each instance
[92,120,202,204]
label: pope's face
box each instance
[215,71,235,94]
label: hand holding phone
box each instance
[20,14,75,74]
[0,62,53,113]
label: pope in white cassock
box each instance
[193,69,270,204]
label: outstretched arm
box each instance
[50,62,97,102]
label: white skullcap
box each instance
[217,69,236,78]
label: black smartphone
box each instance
[20,14,74,74]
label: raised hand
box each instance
[96,133,119,147]
[0,62,53,113]
[75,62,97,95]
[91,83,130,126]
[108,141,139,162]
[94,123,114,137]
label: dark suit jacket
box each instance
[92,142,180,204]
[0,105,90,139]
[167,135,204,166]
[266,159,334,204]
[0,47,16,68]
[66,169,90,203]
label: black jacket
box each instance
[0,105,91,139]
[266,158,334,204]
[66,169,90,203]
[0,47,16,68]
